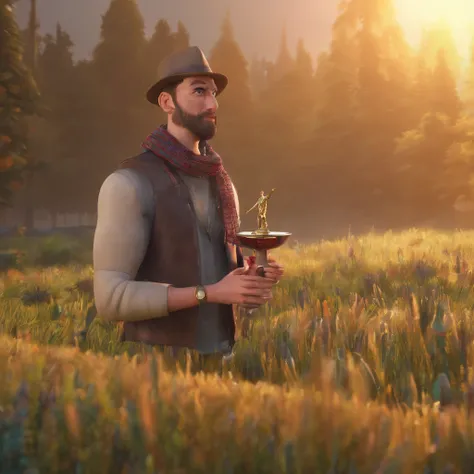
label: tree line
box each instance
[3,0,474,237]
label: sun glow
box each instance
[395,0,474,61]
[411,0,474,28]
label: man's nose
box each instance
[205,94,218,112]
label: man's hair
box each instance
[160,79,184,105]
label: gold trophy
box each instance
[237,188,291,276]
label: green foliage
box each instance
[0,249,22,271]
[0,0,40,206]
[0,232,92,270]
[395,113,474,217]
[34,234,88,267]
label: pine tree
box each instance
[462,37,474,115]
[266,28,294,84]
[38,24,74,107]
[91,0,148,174]
[208,9,253,164]
[295,38,313,78]
[312,51,330,117]
[440,116,474,207]
[33,23,84,215]
[249,56,269,101]
[394,112,462,218]
[147,19,174,72]
[173,21,190,51]
[309,0,414,218]
[93,0,147,109]
[209,12,252,117]
[431,48,461,122]
[260,37,314,145]
[394,46,462,221]
[256,28,293,124]
[0,0,40,206]
[145,17,175,123]
[419,22,461,80]
[207,11,256,196]
[311,0,359,197]
[412,55,432,122]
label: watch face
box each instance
[197,289,205,299]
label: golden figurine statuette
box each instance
[245,188,276,234]
[236,187,291,278]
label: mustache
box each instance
[199,112,217,120]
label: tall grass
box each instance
[1,228,474,471]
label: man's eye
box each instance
[193,88,217,96]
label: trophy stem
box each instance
[255,249,268,277]
[255,249,268,267]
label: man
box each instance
[93,46,284,365]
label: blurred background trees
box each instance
[4,0,474,238]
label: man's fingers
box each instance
[241,287,272,298]
[266,263,284,271]
[232,265,249,275]
[242,275,274,284]
[241,280,274,290]
[264,267,283,274]
[263,274,282,283]
[262,268,283,279]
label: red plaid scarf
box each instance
[142,125,240,245]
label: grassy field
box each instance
[2,227,474,472]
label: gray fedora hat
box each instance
[146,46,228,106]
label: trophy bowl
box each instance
[236,231,291,251]
[236,231,291,276]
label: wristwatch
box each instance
[194,285,207,304]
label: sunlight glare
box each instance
[415,0,474,27]
[395,0,474,63]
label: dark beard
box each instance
[171,101,217,141]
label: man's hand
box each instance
[246,256,284,284]
[206,266,274,307]
[239,256,284,311]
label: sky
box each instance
[13,0,340,63]
[12,0,473,66]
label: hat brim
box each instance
[146,72,228,106]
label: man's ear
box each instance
[158,92,175,113]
